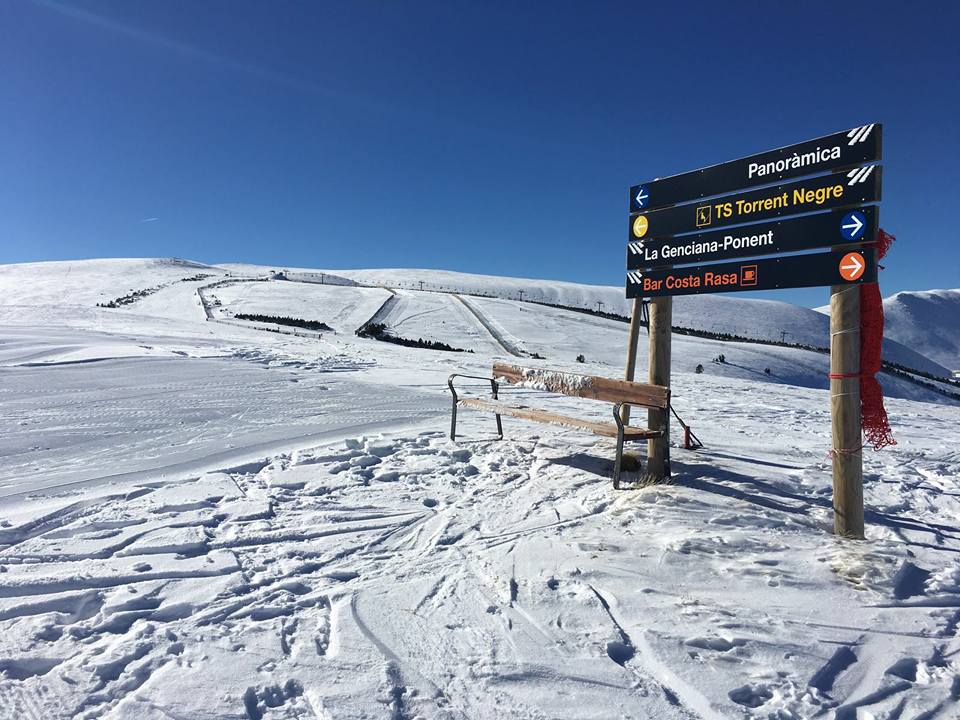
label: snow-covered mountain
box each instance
[882,289,960,371]
[221,264,952,378]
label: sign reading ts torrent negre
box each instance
[629,124,881,213]
[628,166,881,239]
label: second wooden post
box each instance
[621,297,644,425]
[647,296,672,479]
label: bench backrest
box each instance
[493,362,669,410]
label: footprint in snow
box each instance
[886,657,920,682]
[684,636,746,652]
[366,443,397,458]
[892,560,932,600]
[728,683,773,708]
[606,640,635,666]
[243,680,305,720]
[325,570,360,582]
[349,454,381,469]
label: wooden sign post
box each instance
[624,124,884,535]
[830,285,864,537]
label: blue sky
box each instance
[2,1,958,306]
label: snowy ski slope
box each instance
[0,258,958,720]
[213,280,392,335]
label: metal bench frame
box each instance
[447,372,669,488]
[447,373,503,442]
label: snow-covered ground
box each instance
[0,259,958,719]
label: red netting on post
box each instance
[859,229,896,450]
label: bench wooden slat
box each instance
[458,397,659,440]
[492,362,669,409]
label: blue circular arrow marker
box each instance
[634,185,649,209]
[840,210,866,241]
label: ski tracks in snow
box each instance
[1,400,959,717]
[451,294,526,357]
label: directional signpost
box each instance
[626,248,877,298]
[629,124,881,213]
[622,123,884,540]
[627,207,878,269]
[628,166,881,238]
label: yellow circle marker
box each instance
[632,215,649,238]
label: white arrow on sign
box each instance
[841,255,863,274]
[634,188,648,207]
[842,214,864,237]
[628,242,645,254]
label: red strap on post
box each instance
[859,229,896,450]
[827,229,896,451]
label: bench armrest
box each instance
[448,373,504,442]
[612,400,668,435]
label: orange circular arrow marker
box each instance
[839,252,866,282]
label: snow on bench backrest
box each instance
[492,362,669,409]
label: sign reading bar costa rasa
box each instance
[629,165,881,240]
[627,207,877,270]
[629,124,881,213]
[626,248,877,299]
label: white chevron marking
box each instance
[847,166,868,185]
[848,123,874,145]
[847,165,876,185]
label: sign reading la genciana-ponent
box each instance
[625,124,882,298]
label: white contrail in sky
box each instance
[30,0,342,100]
[27,1,507,142]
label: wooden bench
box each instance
[447,362,670,488]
